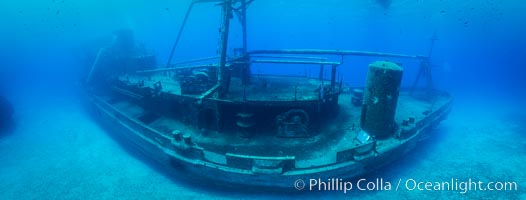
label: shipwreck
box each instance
[84,0,452,189]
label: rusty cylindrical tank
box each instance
[360,61,403,138]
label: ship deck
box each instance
[119,74,326,102]
[97,86,452,169]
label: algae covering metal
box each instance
[361,61,403,138]
[83,0,452,190]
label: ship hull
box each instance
[86,91,452,189]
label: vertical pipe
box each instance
[319,64,324,80]
[330,64,337,87]
[240,0,250,86]
[218,0,232,98]
[241,0,247,54]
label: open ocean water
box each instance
[0,0,525,199]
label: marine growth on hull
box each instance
[85,0,452,188]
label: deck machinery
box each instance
[85,0,452,189]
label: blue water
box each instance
[1,0,525,199]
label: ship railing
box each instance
[246,49,427,59]
[245,49,433,95]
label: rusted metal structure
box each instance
[85,0,451,189]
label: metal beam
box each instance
[136,64,222,74]
[248,49,427,59]
[251,55,329,60]
[169,56,219,66]
[86,47,106,83]
[198,83,221,104]
[165,2,195,67]
[251,59,341,65]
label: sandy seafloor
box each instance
[0,88,524,199]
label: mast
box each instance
[240,0,248,54]
[410,32,438,96]
[236,0,250,85]
[217,0,233,98]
